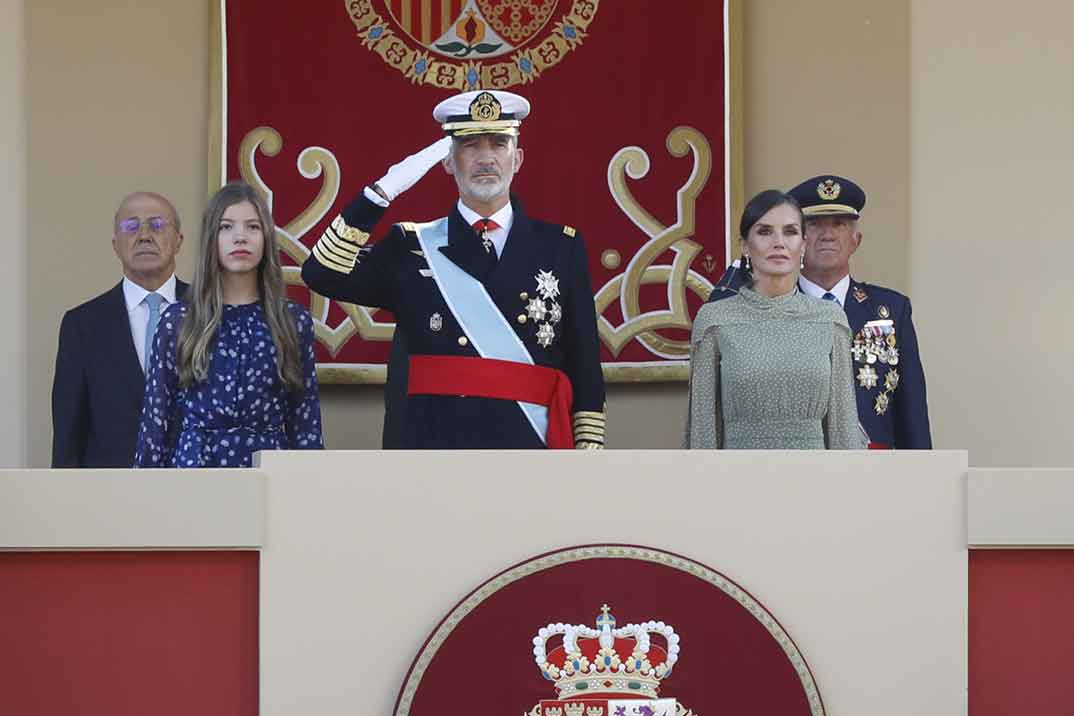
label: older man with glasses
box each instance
[51,191,190,467]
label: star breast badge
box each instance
[857,365,879,389]
[528,269,563,348]
[536,322,556,348]
[536,270,560,300]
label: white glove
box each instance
[373,136,453,202]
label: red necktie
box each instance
[472,218,500,253]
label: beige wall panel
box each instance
[910,2,1074,465]
[0,468,264,549]
[27,1,208,466]
[742,1,910,293]
[968,468,1074,547]
[0,0,28,467]
[259,449,968,715]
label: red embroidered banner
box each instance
[212,1,737,382]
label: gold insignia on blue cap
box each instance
[791,174,865,218]
[817,179,841,201]
[469,92,501,122]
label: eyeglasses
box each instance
[117,216,173,235]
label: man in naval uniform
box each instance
[301,90,606,449]
[707,175,931,449]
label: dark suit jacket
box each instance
[707,266,931,448]
[51,279,189,468]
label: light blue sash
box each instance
[409,219,548,444]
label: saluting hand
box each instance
[372,136,453,203]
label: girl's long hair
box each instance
[176,182,303,392]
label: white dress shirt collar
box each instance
[798,273,850,306]
[123,274,178,312]
[456,199,514,257]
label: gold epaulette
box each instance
[563,225,577,238]
[311,215,370,274]
[573,409,606,450]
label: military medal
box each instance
[548,301,562,323]
[885,369,900,391]
[857,365,879,389]
[526,297,547,322]
[429,313,442,332]
[536,322,555,348]
[474,218,495,253]
[527,269,564,348]
[851,339,866,363]
[535,270,560,299]
[875,393,890,415]
[878,305,890,319]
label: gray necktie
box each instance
[143,293,163,373]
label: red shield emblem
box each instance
[393,545,826,716]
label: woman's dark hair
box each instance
[738,189,804,283]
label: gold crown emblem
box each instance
[533,605,681,700]
[469,91,502,122]
[817,179,841,200]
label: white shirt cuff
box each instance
[364,185,389,207]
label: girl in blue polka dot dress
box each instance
[134,182,324,467]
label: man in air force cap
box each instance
[708,175,931,449]
[301,90,606,449]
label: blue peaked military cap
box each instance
[789,174,866,218]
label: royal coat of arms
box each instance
[390,546,825,716]
[348,0,596,90]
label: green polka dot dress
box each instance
[685,286,865,449]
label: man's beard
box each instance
[461,172,511,203]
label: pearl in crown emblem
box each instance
[532,605,681,700]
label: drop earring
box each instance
[800,253,805,270]
[744,254,751,270]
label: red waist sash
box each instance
[407,355,575,449]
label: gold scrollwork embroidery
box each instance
[237,127,396,359]
[594,126,715,359]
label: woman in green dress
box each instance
[685,190,864,449]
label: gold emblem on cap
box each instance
[817,179,842,201]
[469,91,502,122]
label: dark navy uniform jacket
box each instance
[708,266,931,448]
[302,193,606,449]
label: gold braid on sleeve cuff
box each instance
[573,410,606,450]
[311,215,370,274]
